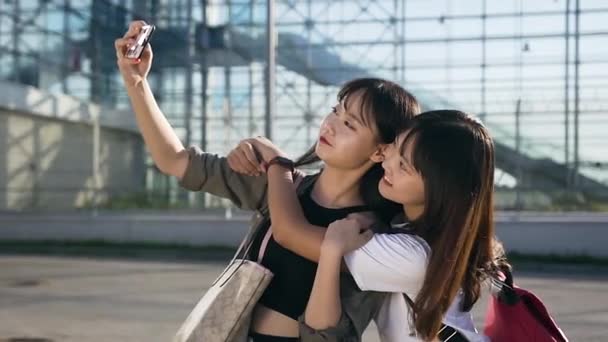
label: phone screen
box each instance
[126,25,155,59]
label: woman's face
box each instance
[378,132,425,208]
[315,91,381,169]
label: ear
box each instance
[370,144,388,163]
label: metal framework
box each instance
[1,0,607,209]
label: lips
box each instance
[319,136,332,146]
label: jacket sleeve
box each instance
[298,312,357,342]
[178,145,268,211]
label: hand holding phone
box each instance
[126,24,155,59]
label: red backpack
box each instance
[484,267,569,342]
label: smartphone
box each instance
[126,24,155,59]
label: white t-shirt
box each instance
[344,233,489,342]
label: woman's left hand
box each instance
[227,136,287,176]
[247,136,287,163]
[323,217,374,255]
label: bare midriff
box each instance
[251,304,300,337]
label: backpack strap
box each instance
[494,267,519,305]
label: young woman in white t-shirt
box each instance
[305,110,509,341]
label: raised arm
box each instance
[116,20,188,178]
[266,165,328,261]
[117,21,267,210]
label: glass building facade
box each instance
[1,0,607,210]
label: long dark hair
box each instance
[295,78,420,222]
[398,110,510,340]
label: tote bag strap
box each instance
[256,174,307,263]
[215,172,309,285]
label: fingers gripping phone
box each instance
[126,24,155,59]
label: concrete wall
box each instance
[0,211,251,248]
[1,211,607,257]
[495,212,608,257]
[0,81,145,210]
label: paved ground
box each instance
[0,255,607,342]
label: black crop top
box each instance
[250,177,369,320]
